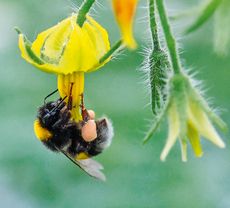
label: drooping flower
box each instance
[112,0,138,49]
[17,13,111,121]
[144,74,226,161]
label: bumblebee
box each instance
[34,98,113,181]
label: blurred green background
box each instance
[0,0,230,207]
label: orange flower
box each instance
[112,0,138,49]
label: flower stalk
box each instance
[76,0,95,27]
[149,0,160,51]
[156,0,181,75]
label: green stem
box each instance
[99,40,123,63]
[156,0,181,74]
[149,0,160,51]
[76,0,95,27]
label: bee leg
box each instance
[67,83,74,110]
[80,93,90,123]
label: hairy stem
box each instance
[156,0,181,74]
[76,0,95,27]
[99,40,123,63]
[149,0,160,51]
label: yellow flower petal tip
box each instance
[112,0,138,49]
[17,13,111,75]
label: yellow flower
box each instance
[144,74,226,161]
[17,13,111,121]
[112,0,138,49]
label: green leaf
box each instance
[185,0,222,34]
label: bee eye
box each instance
[50,103,56,108]
[44,109,49,113]
[43,113,51,123]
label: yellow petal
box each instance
[160,103,180,161]
[84,16,111,71]
[57,72,84,122]
[33,16,73,64]
[18,14,111,75]
[57,15,110,74]
[187,122,203,157]
[188,101,225,148]
[58,22,94,74]
[112,0,138,49]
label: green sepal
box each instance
[185,0,222,34]
[99,40,123,64]
[143,97,170,144]
[15,27,45,65]
[24,41,44,65]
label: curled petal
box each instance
[112,0,138,49]
[33,17,72,64]
[160,103,180,161]
[188,102,225,148]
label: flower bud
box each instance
[112,0,138,49]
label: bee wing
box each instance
[76,158,106,182]
[60,149,106,181]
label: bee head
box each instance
[37,101,63,128]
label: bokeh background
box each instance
[0,0,230,207]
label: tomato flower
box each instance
[17,13,111,121]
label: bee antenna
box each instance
[44,89,58,104]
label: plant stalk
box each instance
[77,0,95,27]
[149,0,160,51]
[156,0,181,74]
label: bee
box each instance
[34,95,113,181]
